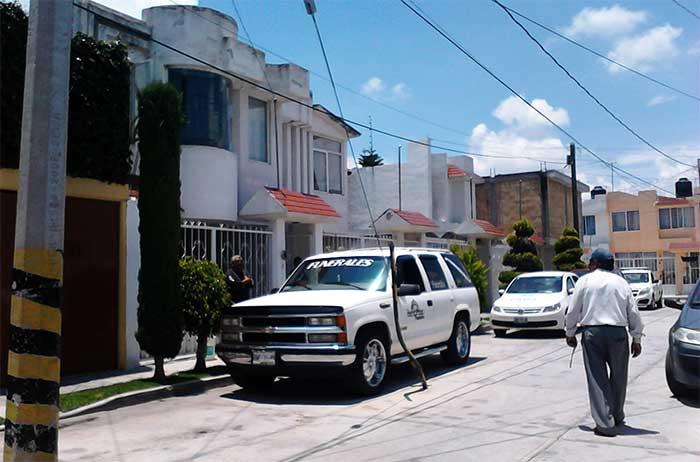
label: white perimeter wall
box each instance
[180,146,239,221]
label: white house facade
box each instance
[581,186,610,259]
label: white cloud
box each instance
[606,25,682,74]
[360,77,410,102]
[19,1,198,19]
[360,77,385,97]
[492,96,570,133]
[563,5,647,39]
[647,94,677,107]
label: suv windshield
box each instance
[281,256,388,292]
[507,276,562,294]
[622,272,649,283]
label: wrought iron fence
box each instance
[322,232,393,252]
[181,221,272,298]
[423,237,471,251]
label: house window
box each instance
[659,207,695,229]
[168,68,230,149]
[313,136,343,194]
[583,215,596,236]
[612,210,640,232]
[248,97,268,162]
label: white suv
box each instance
[216,248,481,394]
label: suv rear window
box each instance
[442,253,473,288]
[419,255,449,291]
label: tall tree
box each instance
[499,219,543,288]
[553,227,587,271]
[358,115,384,167]
[136,82,184,382]
[180,258,230,372]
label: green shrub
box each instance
[451,245,489,309]
[136,82,184,382]
[553,227,586,271]
[180,258,231,372]
[499,219,543,287]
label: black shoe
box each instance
[594,427,616,437]
[615,419,625,426]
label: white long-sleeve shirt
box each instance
[565,269,644,342]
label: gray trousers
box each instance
[581,325,630,431]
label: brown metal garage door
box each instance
[1,191,119,386]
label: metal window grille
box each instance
[322,232,393,252]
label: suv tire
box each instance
[349,328,390,395]
[441,315,471,365]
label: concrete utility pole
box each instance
[611,162,615,191]
[4,1,72,461]
[397,146,402,211]
[568,143,580,234]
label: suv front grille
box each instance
[242,333,307,344]
[243,317,306,327]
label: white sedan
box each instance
[490,271,578,337]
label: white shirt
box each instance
[565,269,644,341]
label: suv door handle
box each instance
[427,300,433,307]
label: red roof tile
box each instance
[447,164,467,178]
[669,241,700,251]
[657,196,691,206]
[389,209,438,228]
[266,187,340,218]
[473,219,505,237]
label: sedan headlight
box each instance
[637,288,651,296]
[492,305,502,312]
[543,303,561,313]
[673,327,700,345]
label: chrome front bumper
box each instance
[217,344,356,367]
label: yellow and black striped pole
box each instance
[3,1,72,461]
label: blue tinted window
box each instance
[168,69,231,149]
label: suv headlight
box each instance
[222,317,241,327]
[543,303,561,313]
[307,317,337,326]
[673,327,700,345]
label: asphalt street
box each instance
[55,307,699,461]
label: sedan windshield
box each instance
[622,272,649,284]
[507,276,562,294]
[281,256,388,292]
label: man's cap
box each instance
[590,248,614,264]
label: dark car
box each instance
[665,287,700,398]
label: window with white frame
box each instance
[248,97,268,162]
[313,136,343,194]
[583,215,596,236]
[611,210,640,232]
[659,207,695,230]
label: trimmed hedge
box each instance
[1,4,131,184]
[499,219,543,287]
[553,227,586,271]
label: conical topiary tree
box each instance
[553,227,587,271]
[358,147,384,167]
[499,219,543,288]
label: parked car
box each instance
[490,271,578,337]
[665,287,700,398]
[620,268,663,309]
[216,248,481,394]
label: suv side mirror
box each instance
[398,283,421,296]
[498,289,505,296]
[567,287,575,295]
[653,279,659,284]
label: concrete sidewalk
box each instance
[0,354,225,416]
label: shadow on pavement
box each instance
[220,355,486,406]
[578,424,659,437]
[495,330,566,340]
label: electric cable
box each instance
[496,1,700,102]
[672,0,700,21]
[399,0,675,195]
[492,0,695,169]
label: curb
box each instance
[0,374,232,431]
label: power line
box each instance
[399,0,674,195]
[492,0,695,169]
[167,0,474,140]
[496,1,700,102]
[73,2,569,168]
[672,0,700,21]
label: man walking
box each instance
[226,255,254,303]
[565,248,644,437]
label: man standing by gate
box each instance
[226,255,254,304]
[565,248,644,437]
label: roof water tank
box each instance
[590,185,607,199]
[676,178,693,198]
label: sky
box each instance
[20,0,700,196]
